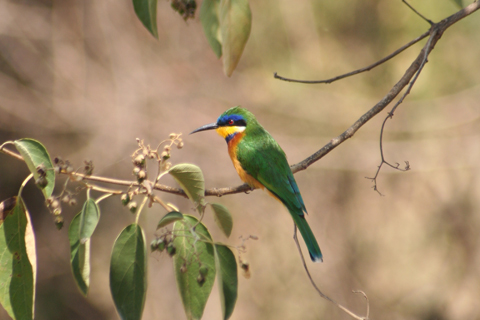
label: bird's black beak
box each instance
[190,123,219,134]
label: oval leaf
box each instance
[173,215,216,320]
[214,244,238,320]
[169,164,206,212]
[14,138,55,199]
[133,0,159,38]
[110,224,147,320]
[0,197,35,320]
[69,211,90,295]
[219,0,252,76]
[200,0,222,58]
[79,199,100,242]
[157,211,184,229]
[210,203,233,238]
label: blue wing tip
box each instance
[309,252,323,263]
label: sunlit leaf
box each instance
[133,0,159,38]
[219,0,252,76]
[110,224,147,320]
[157,211,184,229]
[169,164,206,211]
[214,244,238,320]
[200,0,222,58]
[210,203,233,238]
[173,215,216,320]
[0,197,35,320]
[79,199,100,242]
[14,138,55,199]
[69,212,90,295]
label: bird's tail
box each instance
[290,210,323,263]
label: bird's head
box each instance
[190,106,256,142]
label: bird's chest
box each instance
[227,136,264,189]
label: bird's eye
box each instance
[228,119,234,125]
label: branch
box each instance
[273,30,429,84]
[293,226,369,320]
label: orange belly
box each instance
[227,133,264,190]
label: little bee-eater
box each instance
[191,106,323,262]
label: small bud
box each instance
[121,193,130,206]
[51,199,60,209]
[36,164,46,177]
[128,201,137,214]
[157,238,165,252]
[53,207,62,216]
[133,167,141,175]
[133,155,145,167]
[69,198,77,206]
[177,141,184,149]
[150,239,159,252]
[84,160,94,176]
[169,133,176,139]
[167,243,176,256]
[35,176,48,188]
[161,151,170,160]
[62,195,70,203]
[65,166,74,174]
[164,145,171,153]
[137,170,147,182]
[55,216,64,230]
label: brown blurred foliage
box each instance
[0,0,479,319]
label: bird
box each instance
[190,106,323,262]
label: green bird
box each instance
[191,106,323,262]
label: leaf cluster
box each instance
[0,138,240,320]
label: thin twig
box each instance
[402,0,433,25]
[366,27,438,193]
[293,226,368,320]
[273,31,429,84]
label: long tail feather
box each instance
[290,211,323,262]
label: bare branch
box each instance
[402,0,433,25]
[273,30,429,84]
[293,225,369,320]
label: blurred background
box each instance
[1,0,479,319]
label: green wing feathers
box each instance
[237,129,323,262]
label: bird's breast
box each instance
[227,133,264,190]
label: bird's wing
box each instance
[237,137,307,215]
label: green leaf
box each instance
[110,224,147,320]
[133,0,159,38]
[214,244,238,320]
[200,0,222,58]
[157,211,184,229]
[69,212,90,296]
[173,215,216,320]
[79,199,100,242]
[169,164,206,212]
[0,197,35,320]
[14,138,55,199]
[219,0,252,76]
[210,203,233,238]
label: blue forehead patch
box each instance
[217,114,246,125]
